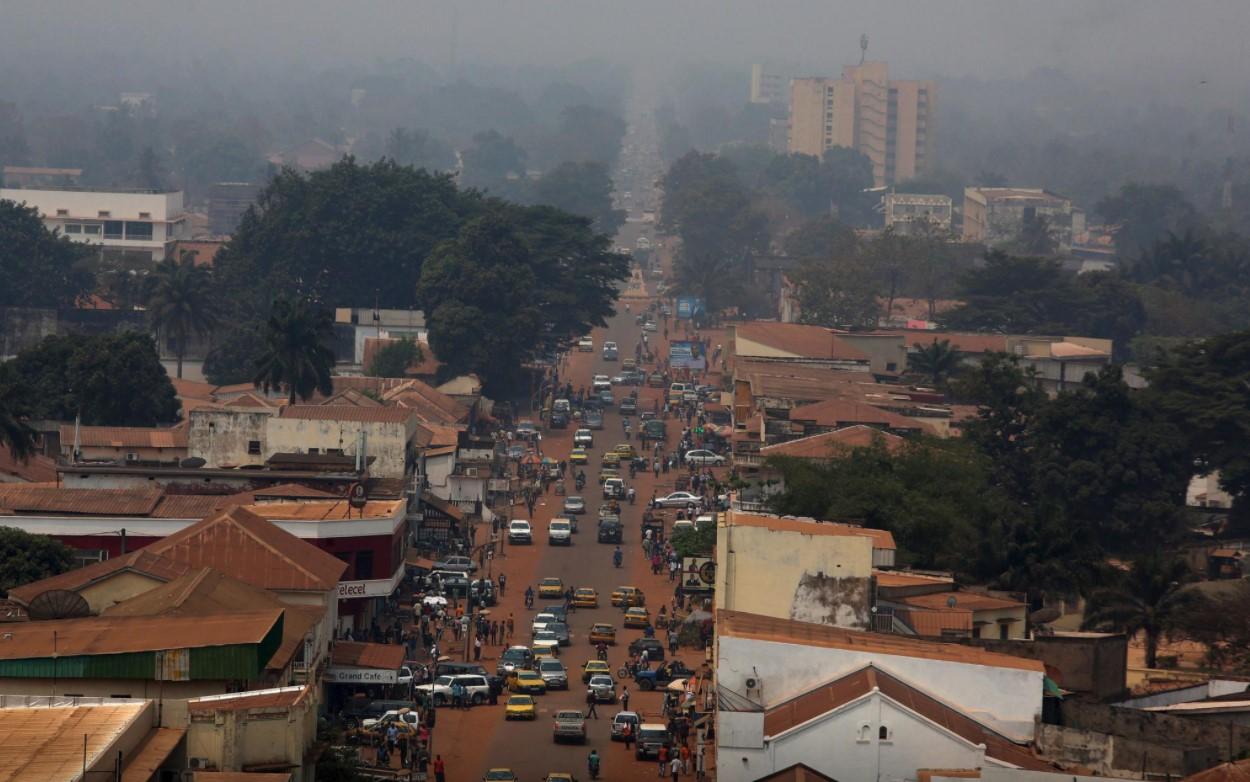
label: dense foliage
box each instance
[0,527,75,596]
[0,199,95,308]
[0,333,179,426]
[367,337,424,378]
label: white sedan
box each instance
[654,491,701,509]
[684,449,726,466]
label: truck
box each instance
[634,661,696,691]
[553,709,587,743]
[640,419,666,445]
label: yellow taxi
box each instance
[598,467,621,483]
[611,585,646,607]
[532,638,560,659]
[623,606,651,629]
[569,447,589,465]
[588,623,616,645]
[508,669,548,694]
[505,695,537,720]
[613,443,637,460]
[572,587,599,608]
[600,451,622,467]
[582,659,612,683]
[537,577,564,599]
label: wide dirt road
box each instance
[430,282,709,782]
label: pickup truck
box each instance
[634,661,696,691]
[552,709,587,743]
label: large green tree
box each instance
[0,199,95,308]
[0,333,179,426]
[143,257,220,379]
[1096,183,1197,259]
[383,128,455,171]
[1083,556,1197,669]
[213,158,481,313]
[253,299,337,404]
[908,339,961,386]
[0,527,75,595]
[0,379,35,460]
[529,161,625,234]
[367,337,424,378]
[459,130,528,191]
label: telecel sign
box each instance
[324,666,398,684]
[336,566,404,601]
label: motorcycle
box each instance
[617,660,639,679]
[597,644,609,662]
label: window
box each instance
[139,211,151,219]
[879,725,892,742]
[82,223,101,236]
[886,362,897,372]
[56,209,69,216]
[64,224,81,234]
[103,221,124,239]
[307,448,320,455]
[857,723,872,743]
[247,440,261,455]
[999,622,1010,640]
[98,210,111,217]
[125,221,153,240]
[72,548,109,569]
[327,447,343,455]
[355,550,374,580]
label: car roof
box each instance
[640,723,668,730]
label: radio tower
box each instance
[860,34,869,65]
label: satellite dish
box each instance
[180,457,206,469]
[1029,606,1062,625]
[27,590,91,621]
[946,595,958,608]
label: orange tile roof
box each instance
[891,331,1009,354]
[142,506,348,592]
[279,405,416,424]
[252,483,341,500]
[171,378,217,400]
[222,392,280,409]
[894,608,973,636]
[899,591,1026,612]
[734,322,870,361]
[244,499,401,521]
[192,774,293,782]
[1182,758,1250,782]
[873,571,954,589]
[8,549,191,604]
[382,379,468,424]
[415,423,462,448]
[788,399,924,431]
[58,425,188,450]
[760,426,906,459]
[0,486,163,516]
[119,727,186,782]
[0,610,282,659]
[764,665,1051,770]
[332,641,406,670]
[0,449,57,483]
[718,610,1044,672]
[188,685,311,714]
[728,512,897,550]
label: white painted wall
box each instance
[717,634,1043,741]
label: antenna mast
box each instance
[860,34,869,65]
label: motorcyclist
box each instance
[588,750,601,779]
[597,641,609,661]
[613,546,623,568]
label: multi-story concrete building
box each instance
[788,62,935,186]
[0,185,189,263]
[750,64,787,106]
[882,192,953,234]
[207,181,262,236]
[962,187,1086,251]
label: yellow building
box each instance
[714,509,892,629]
[788,62,935,186]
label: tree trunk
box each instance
[1144,630,1159,669]
[175,337,184,379]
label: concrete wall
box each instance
[720,693,987,782]
[266,418,412,478]
[837,333,908,376]
[717,634,1044,741]
[715,522,874,629]
[966,634,1127,700]
[1037,723,1215,778]
[188,409,274,467]
[187,697,315,773]
[0,677,231,726]
[1060,698,1250,762]
[80,571,166,613]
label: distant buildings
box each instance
[962,187,1086,252]
[750,64,787,106]
[882,192,952,234]
[789,62,935,186]
[0,184,189,263]
[207,181,261,236]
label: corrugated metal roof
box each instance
[279,405,415,424]
[900,592,1026,612]
[718,610,1043,672]
[58,425,188,449]
[760,426,906,459]
[0,703,148,782]
[0,486,162,516]
[192,773,293,782]
[245,499,400,521]
[331,641,405,670]
[728,512,896,550]
[119,727,186,782]
[734,322,870,362]
[8,550,190,605]
[188,685,310,714]
[0,610,281,659]
[788,399,924,431]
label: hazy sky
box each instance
[4,0,1248,99]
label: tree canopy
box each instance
[367,337,424,378]
[0,527,75,596]
[0,333,179,426]
[529,161,625,235]
[254,299,337,404]
[0,199,95,308]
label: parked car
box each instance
[508,519,533,544]
[627,637,665,661]
[684,449,725,466]
[654,491,700,509]
[435,661,504,695]
[635,724,673,760]
[432,554,477,573]
[417,674,491,706]
[552,709,587,743]
[611,710,641,741]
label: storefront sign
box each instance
[324,666,398,684]
[337,566,404,601]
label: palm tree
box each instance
[253,299,336,404]
[908,339,960,386]
[1083,555,1196,669]
[144,256,220,379]
[0,383,35,461]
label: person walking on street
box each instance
[670,755,682,782]
[657,744,669,778]
[585,687,599,719]
[622,721,634,751]
[474,635,482,661]
[695,744,706,782]
[680,744,691,775]
[621,686,630,713]
[433,755,446,782]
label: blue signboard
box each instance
[676,296,705,320]
[669,340,707,370]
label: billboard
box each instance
[676,296,706,320]
[681,556,716,594]
[669,340,707,371]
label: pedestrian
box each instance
[670,754,682,782]
[507,614,514,638]
[474,635,482,661]
[695,743,706,782]
[621,686,630,712]
[657,744,669,778]
[622,721,634,750]
[433,754,446,782]
[680,743,691,774]
[586,687,599,719]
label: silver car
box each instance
[538,658,568,690]
[588,674,617,703]
[563,496,587,515]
